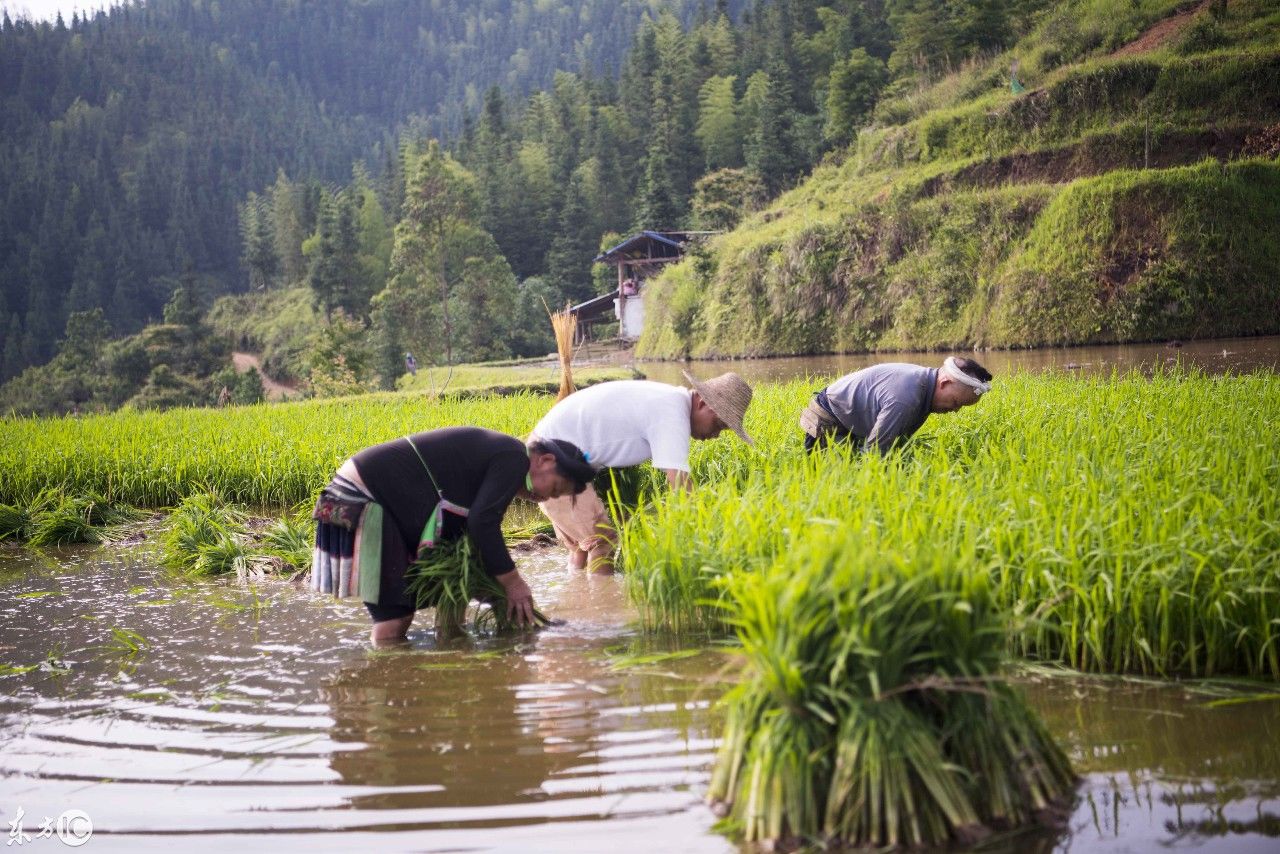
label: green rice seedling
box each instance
[624,369,1280,678]
[161,493,250,575]
[0,390,571,508]
[192,532,255,578]
[406,538,551,634]
[80,493,146,528]
[0,487,145,546]
[501,516,555,543]
[4,368,1278,677]
[259,505,315,572]
[707,529,1075,848]
[27,493,104,546]
[0,503,28,541]
[103,626,149,659]
[0,381,796,512]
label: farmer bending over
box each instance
[530,372,754,575]
[800,357,992,454]
[311,427,594,644]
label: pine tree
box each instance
[270,172,307,285]
[241,192,280,291]
[162,279,202,328]
[746,65,804,196]
[67,215,112,314]
[1,315,22,382]
[307,196,338,319]
[696,75,742,170]
[457,254,518,362]
[546,171,598,302]
[887,0,963,79]
[332,190,363,316]
[635,91,684,230]
[824,48,889,145]
[59,308,111,369]
[389,140,480,366]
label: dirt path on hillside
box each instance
[1111,0,1218,57]
[231,352,297,401]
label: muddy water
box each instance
[637,334,1280,386]
[2,545,1279,852]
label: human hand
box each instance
[497,570,537,627]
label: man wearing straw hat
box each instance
[800,357,993,454]
[531,372,754,574]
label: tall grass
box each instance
[0,391,566,508]
[0,381,785,510]
[623,370,1280,678]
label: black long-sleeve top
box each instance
[352,427,528,577]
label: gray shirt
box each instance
[821,363,937,453]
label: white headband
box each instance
[942,357,992,395]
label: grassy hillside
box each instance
[639,0,1280,357]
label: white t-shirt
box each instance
[533,381,693,472]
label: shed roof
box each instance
[594,230,701,264]
[567,288,619,322]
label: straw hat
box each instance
[682,370,754,446]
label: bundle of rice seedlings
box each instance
[80,492,146,528]
[707,530,1075,849]
[259,505,315,572]
[0,503,29,541]
[406,537,551,634]
[162,493,250,575]
[596,465,661,514]
[547,302,577,401]
[27,494,103,546]
[502,517,556,544]
[3,487,146,547]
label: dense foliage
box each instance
[0,0,731,380]
[3,0,1066,399]
[0,285,242,415]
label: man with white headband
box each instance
[799,357,993,454]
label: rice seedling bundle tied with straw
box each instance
[406,538,552,635]
[0,489,144,546]
[161,493,313,580]
[708,530,1075,848]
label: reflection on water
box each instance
[1020,676,1280,853]
[637,334,1280,386]
[2,544,1279,851]
[0,546,726,851]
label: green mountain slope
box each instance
[638,0,1280,357]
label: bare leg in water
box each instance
[370,616,413,645]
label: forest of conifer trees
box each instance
[0,0,1056,410]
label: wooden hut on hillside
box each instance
[568,230,714,342]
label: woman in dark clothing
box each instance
[312,427,594,643]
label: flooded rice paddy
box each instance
[2,543,1278,852]
[637,334,1280,386]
